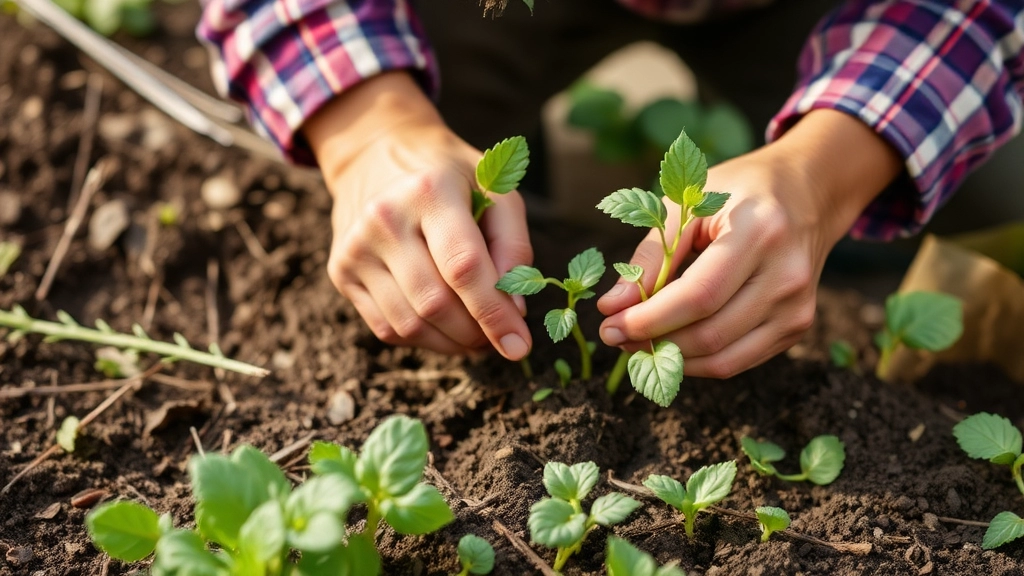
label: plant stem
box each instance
[775,472,808,482]
[761,529,771,543]
[364,505,383,538]
[0,307,268,377]
[875,342,895,379]
[520,356,534,379]
[1013,454,1024,499]
[652,212,693,295]
[457,567,470,576]
[552,546,573,572]
[684,512,696,539]
[570,323,591,380]
[606,350,630,395]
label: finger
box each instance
[649,280,771,358]
[481,191,533,317]
[683,322,801,379]
[422,204,532,361]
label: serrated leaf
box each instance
[356,415,429,499]
[606,536,657,576]
[563,278,586,293]
[589,493,640,526]
[85,501,161,562]
[659,130,707,207]
[983,511,1024,550]
[567,247,605,290]
[543,461,600,502]
[692,192,730,218]
[953,412,1023,465]
[885,291,963,351]
[495,266,548,296]
[57,416,79,452]
[740,437,785,476]
[628,342,683,407]
[476,136,529,194]
[458,534,495,575]
[755,506,791,540]
[643,474,686,511]
[544,308,577,343]
[380,483,454,535]
[528,498,587,548]
[800,436,846,485]
[308,441,358,478]
[687,461,736,507]
[613,262,644,283]
[596,188,667,230]
[151,529,227,576]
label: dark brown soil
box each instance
[2,9,1023,576]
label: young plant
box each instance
[86,415,453,575]
[740,435,845,485]
[0,240,20,277]
[755,506,791,542]
[472,136,529,221]
[875,291,963,378]
[496,248,606,380]
[952,412,1024,549]
[528,461,640,572]
[0,305,268,377]
[455,534,495,576]
[57,415,79,452]
[829,340,858,372]
[605,536,685,576]
[643,461,736,538]
[599,130,730,406]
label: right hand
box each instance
[303,72,534,360]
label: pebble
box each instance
[923,512,940,530]
[908,423,926,442]
[271,349,295,370]
[894,495,914,511]
[945,488,962,512]
[201,174,242,210]
[140,109,173,152]
[5,546,33,565]
[88,200,131,251]
[0,190,22,226]
[326,389,356,425]
[262,191,296,220]
[98,113,136,142]
[21,96,43,121]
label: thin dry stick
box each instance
[66,74,102,211]
[189,426,206,457]
[234,220,269,263]
[937,516,990,528]
[206,258,223,381]
[36,157,117,301]
[492,519,558,576]
[268,432,317,464]
[0,371,211,398]
[141,273,161,330]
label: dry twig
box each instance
[67,74,102,211]
[268,432,317,464]
[492,519,558,576]
[937,516,990,528]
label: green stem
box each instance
[520,356,533,379]
[636,281,649,302]
[876,343,895,379]
[760,529,771,543]
[456,567,470,576]
[606,350,630,395]
[775,472,808,482]
[684,512,696,539]
[0,306,268,377]
[1013,454,1024,499]
[363,503,383,538]
[652,212,693,295]
[570,323,591,380]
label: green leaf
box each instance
[606,536,657,576]
[589,493,640,527]
[659,130,707,207]
[521,0,534,14]
[528,498,587,548]
[543,461,600,502]
[458,534,495,575]
[691,192,730,218]
[495,266,548,296]
[287,474,362,523]
[554,358,572,387]
[533,388,554,402]
[357,415,429,498]
[238,500,286,565]
[628,342,683,407]
[380,483,454,535]
[471,189,495,218]
[567,84,625,133]
[755,506,791,541]
[85,501,161,562]
[0,241,20,277]
[57,416,79,453]
[884,291,963,351]
[295,535,380,576]
[567,247,605,290]
[596,188,667,230]
[983,511,1024,550]
[740,437,785,476]
[544,308,577,343]
[309,441,358,478]
[613,262,644,283]
[636,98,701,150]
[288,512,345,553]
[829,340,857,369]
[953,412,1023,465]
[800,436,846,485]
[687,461,736,507]
[476,136,530,194]
[150,529,227,576]
[563,278,586,293]
[84,0,122,35]
[642,474,686,511]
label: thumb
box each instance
[481,191,533,316]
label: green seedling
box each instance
[455,534,495,576]
[95,347,140,378]
[157,203,179,227]
[0,240,20,277]
[0,305,268,377]
[87,415,453,575]
[643,461,736,539]
[473,136,529,221]
[600,130,730,406]
[740,435,845,485]
[605,536,685,576]
[755,506,790,542]
[57,416,79,453]
[54,0,158,36]
[829,340,858,372]
[875,291,963,378]
[952,412,1024,549]
[528,461,640,572]
[496,248,606,380]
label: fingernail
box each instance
[499,333,529,359]
[602,326,625,346]
[603,283,626,300]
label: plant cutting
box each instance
[528,461,640,572]
[952,412,1024,549]
[86,415,454,575]
[643,461,736,538]
[472,136,529,221]
[496,247,606,380]
[740,435,845,485]
[605,536,685,576]
[755,506,791,542]
[599,130,730,406]
[875,291,963,378]
[454,534,495,576]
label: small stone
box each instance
[88,200,131,251]
[0,190,22,226]
[917,497,929,512]
[945,488,962,513]
[908,423,926,442]
[873,527,884,539]
[262,192,296,220]
[493,447,514,460]
[21,96,43,121]
[140,109,174,152]
[59,70,88,90]
[5,546,33,565]
[875,515,891,529]
[894,496,914,511]
[923,513,940,530]
[271,349,295,370]
[326,390,356,425]
[201,174,242,210]
[98,113,136,142]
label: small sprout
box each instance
[829,340,857,371]
[983,511,1024,550]
[156,203,179,227]
[455,534,495,576]
[528,461,639,572]
[643,461,736,538]
[875,291,963,377]
[473,136,529,221]
[755,506,790,542]
[57,416,80,453]
[740,435,846,485]
[532,388,554,402]
[605,536,686,576]
[0,240,20,278]
[94,347,140,378]
[554,358,572,388]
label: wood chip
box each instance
[34,502,61,519]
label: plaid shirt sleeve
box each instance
[196,0,437,166]
[767,0,1024,241]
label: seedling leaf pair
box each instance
[876,291,963,377]
[628,341,683,408]
[606,536,686,576]
[456,534,495,576]
[740,435,846,485]
[472,136,529,220]
[755,506,791,542]
[643,461,737,538]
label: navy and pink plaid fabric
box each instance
[197,0,1024,240]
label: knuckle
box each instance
[689,277,722,318]
[393,314,427,340]
[757,211,789,247]
[369,320,400,345]
[365,199,403,239]
[691,323,726,356]
[444,247,484,288]
[791,302,817,333]
[703,357,740,379]
[413,287,453,321]
[472,299,509,331]
[778,261,814,298]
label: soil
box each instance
[2,8,1023,576]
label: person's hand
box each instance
[303,72,533,359]
[597,110,903,378]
